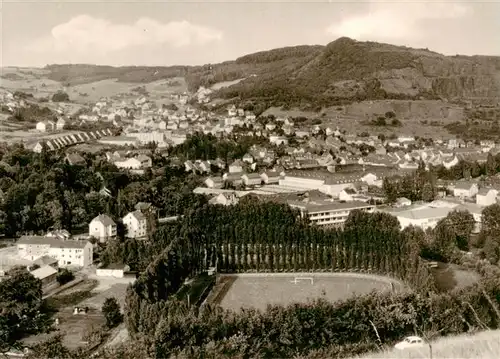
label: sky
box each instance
[1,0,500,67]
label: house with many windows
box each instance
[288,200,375,228]
[89,214,117,242]
[123,210,148,239]
[17,236,93,267]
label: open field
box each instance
[263,100,461,139]
[67,77,187,105]
[1,67,63,99]
[80,283,130,310]
[211,78,245,90]
[0,127,84,145]
[21,274,132,350]
[218,273,403,312]
[1,66,188,105]
[353,330,500,359]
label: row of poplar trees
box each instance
[123,202,438,353]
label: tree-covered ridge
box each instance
[43,38,500,110]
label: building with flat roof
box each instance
[288,200,375,228]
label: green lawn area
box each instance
[175,273,216,306]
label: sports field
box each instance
[218,273,403,311]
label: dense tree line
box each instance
[119,202,439,358]
[0,267,52,356]
[7,104,58,124]
[383,162,438,202]
[168,132,266,162]
[108,266,500,359]
[23,263,500,359]
[0,145,206,237]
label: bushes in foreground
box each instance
[122,271,500,359]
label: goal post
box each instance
[290,276,314,284]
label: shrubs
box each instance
[56,268,74,285]
[51,91,70,102]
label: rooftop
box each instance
[31,265,58,280]
[91,214,116,227]
[288,200,374,213]
[395,206,453,220]
[18,236,89,249]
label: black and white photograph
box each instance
[1,0,500,358]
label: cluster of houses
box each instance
[4,202,155,286]
[104,151,153,174]
[36,118,67,132]
[88,203,153,242]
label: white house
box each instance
[205,177,223,189]
[88,214,117,242]
[114,158,142,170]
[56,118,66,130]
[136,155,152,168]
[242,153,254,164]
[360,173,379,187]
[241,173,262,187]
[123,210,147,239]
[395,197,412,208]
[395,207,453,230]
[96,264,130,278]
[209,193,239,206]
[17,236,93,267]
[260,171,280,184]
[453,182,479,199]
[269,136,288,146]
[36,121,54,132]
[229,160,244,174]
[476,188,499,207]
[338,188,355,202]
[32,142,44,153]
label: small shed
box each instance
[31,265,58,287]
[96,263,130,278]
[395,197,412,208]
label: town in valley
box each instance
[1,1,500,358]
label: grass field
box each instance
[263,100,460,139]
[211,78,245,90]
[354,330,500,359]
[22,275,131,350]
[80,283,130,310]
[218,273,403,312]
[1,66,188,105]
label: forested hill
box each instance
[44,37,500,108]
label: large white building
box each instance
[128,131,165,145]
[476,188,499,207]
[17,236,93,267]
[289,200,375,228]
[452,182,479,199]
[89,214,117,242]
[123,210,148,239]
[394,207,453,230]
[114,157,142,170]
[279,172,364,198]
